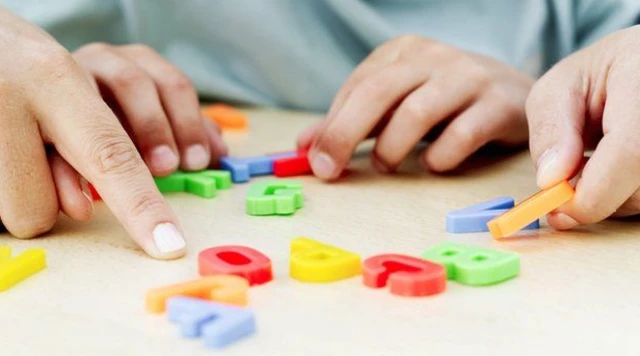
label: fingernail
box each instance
[311,152,336,179]
[150,145,179,172]
[536,148,559,188]
[185,144,209,170]
[551,213,579,230]
[79,178,94,214]
[153,223,186,254]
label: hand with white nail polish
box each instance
[0,7,186,259]
[297,35,533,180]
[527,25,640,229]
[72,43,228,175]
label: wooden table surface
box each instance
[2,109,639,356]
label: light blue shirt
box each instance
[5,0,640,111]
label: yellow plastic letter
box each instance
[0,247,47,292]
[289,237,361,283]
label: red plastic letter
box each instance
[199,246,273,286]
[363,254,446,297]
[273,150,312,177]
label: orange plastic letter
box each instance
[146,275,249,314]
[488,181,574,238]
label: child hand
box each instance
[527,26,640,229]
[72,43,228,176]
[298,35,533,180]
[0,8,185,259]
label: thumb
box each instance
[526,65,586,189]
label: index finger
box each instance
[309,59,430,180]
[33,61,186,259]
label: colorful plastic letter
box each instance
[0,247,47,292]
[219,157,268,183]
[198,170,233,190]
[246,180,303,216]
[447,197,539,233]
[220,157,250,183]
[273,150,312,177]
[201,104,248,130]
[146,275,249,313]
[488,180,574,238]
[154,172,188,193]
[289,237,361,282]
[362,254,446,297]
[220,152,296,183]
[154,170,231,197]
[167,297,256,348]
[199,246,273,286]
[421,242,519,285]
[185,175,217,198]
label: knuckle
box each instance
[427,42,456,58]
[465,61,491,88]
[160,72,193,92]
[128,192,167,218]
[400,98,430,127]
[394,34,425,47]
[111,65,147,88]
[123,43,155,55]
[354,77,390,103]
[77,42,112,55]
[88,131,142,175]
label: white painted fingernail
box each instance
[536,148,559,188]
[185,144,209,170]
[153,223,186,253]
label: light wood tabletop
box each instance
[2,108,639,356]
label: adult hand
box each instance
[298,35,533,179]
[73,43,227,176]
[527,26,640,229]
[0,7,185,259]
